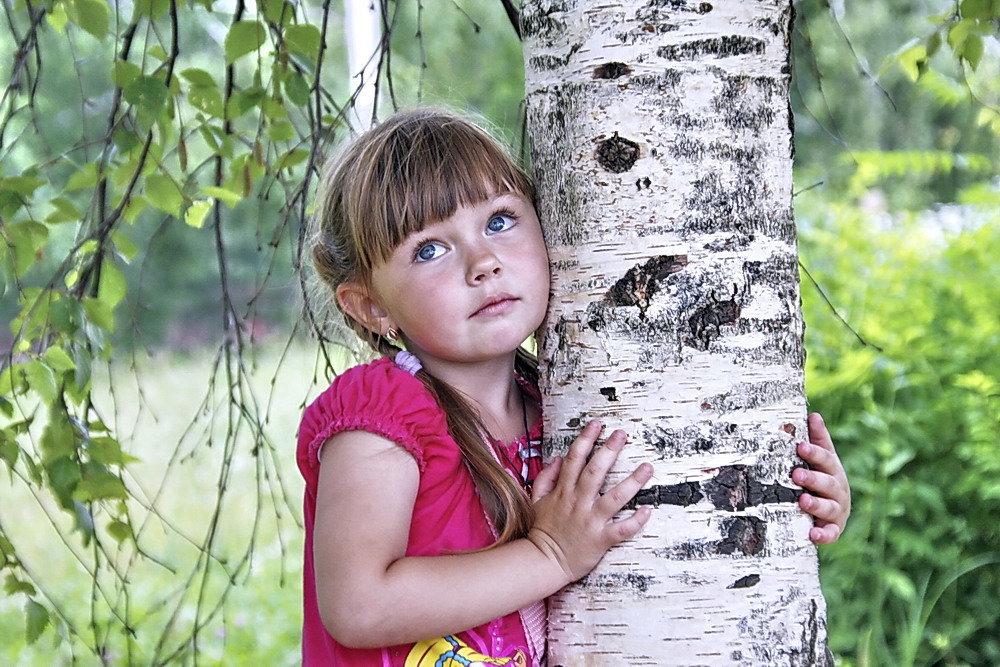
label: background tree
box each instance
[1,0,998,663]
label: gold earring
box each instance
[386,327,399,342]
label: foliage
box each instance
[800,195,1000,665]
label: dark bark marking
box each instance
[796,598,834,667]
[595,132,640,173]
[593,62,632,79]
[715,516,765,556]
[599,386,619,402]
[646,0,711,12]
[519,1,568,41]
[781,423,796,437]
[703,465,800,511]
[605,254,688,317]
[701,379,802,412]
[635,176,651,190]
[687,283,742,349]
[657,35,765,61]
[626,482,704,509]
[727,573,761,589]
[582,572,655,595]
[713,74,782,132]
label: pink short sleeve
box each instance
[297,357,444,472]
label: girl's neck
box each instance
[416,351,535,442]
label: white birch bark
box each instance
[522,1,830,664]
[344,0,381,131]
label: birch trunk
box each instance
[522,1,830,664]
[344,0,381,130]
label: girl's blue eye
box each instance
[486,213,515,234]
[415,241,445,262]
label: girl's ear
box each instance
[336,282,392,336]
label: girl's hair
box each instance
[311,108,538,544]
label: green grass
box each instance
[0,340,351,664]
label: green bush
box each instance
[800,194,1000,665]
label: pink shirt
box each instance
[296,357,545,665]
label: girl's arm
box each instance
[793,412,852,544]
[314,421,652,649]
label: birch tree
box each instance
[522,1,830,663]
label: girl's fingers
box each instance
[809,521,842,545]
[608,505,652,543]
[799,492,844,525]
[791,467,842,499]
[806,413,836,452]
[560,420,604,486]
[596,462,654,515]
[578,430,628,497]
[797,441,842,476]
[531,456,563,503]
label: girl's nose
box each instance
[466,247,502,285]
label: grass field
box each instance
[0,340,350,664]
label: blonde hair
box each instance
[310,108,538,544]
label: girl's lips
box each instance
[471,294,518,317]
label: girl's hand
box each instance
[792,412,851,545]
[527,421,653,583]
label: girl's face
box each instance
[366,192,549,369]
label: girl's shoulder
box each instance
[297,357,444,472]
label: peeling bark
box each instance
[523,0,829,664]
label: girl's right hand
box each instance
[526,421,653,583]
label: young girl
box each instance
[298,109,851,666]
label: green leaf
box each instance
[25,600,49,644]
[5,575,37,596]
[48,2,69,32]
[962,35,984,69]
[43,347,76,373]
[46,458,82,509]
[45,198,83,224]
[112,231,139,261]
[276,148,308,170]
[124,75,168,116]
[225,21,266,64]
[24,361,58,404]
[70,0,109,40]
[267,119,295,142]
[181,68,217,88]
[284,24,321,62]
[134,0,169,18]
[201,186,241,209]
[88,436,138,466]
[112,60,142,89]
[66,163,99,191]
[74,463,127,501]
[189,85,224,118]
[184,200,212,228]
[260,0,290,24]
[0,433,19,469]
[148,44,169,62]
[144,173,184,216]
[41,411,76,462]
[107,520,133,543]
[283,71,310,106]
[0,176,46,196]
[961,0,992,19]
[97,261,127,308]
[83,296,115,332]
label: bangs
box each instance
[348,112,534,272]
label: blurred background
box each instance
[0,0,997,664]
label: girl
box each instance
[298,109,851,666]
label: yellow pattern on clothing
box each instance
[405,635,527,667]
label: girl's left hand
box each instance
[792,412,851,545]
